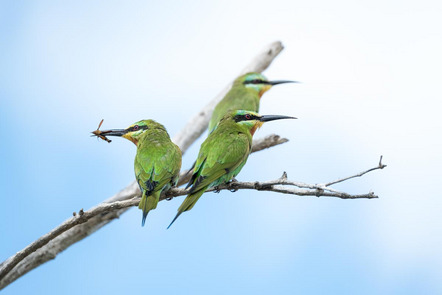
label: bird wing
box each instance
[135,142,182,195]
[188,130,250,193]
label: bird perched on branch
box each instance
[168,110,295,228]
[92,120,182,226]
[208,72,296,133]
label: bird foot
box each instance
[213,186,221,193]
[228,178,239,192]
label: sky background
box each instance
[1,0,441,294]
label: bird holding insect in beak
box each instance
[208,73,297,133]
[92,120,182,226]
[168,110,296,228]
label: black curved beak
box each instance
[268,80,299,86]
[91,129,127,137]
[95,129,127,137]
[259,115,297,122]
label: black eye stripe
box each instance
[244,79,262,84]
[127,125,148,132]
[243,79,271,85]
[234,114,259,122]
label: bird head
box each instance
[238,72,297,97]
[92,120,160,145]
[231,110,296,136]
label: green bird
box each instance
[208,72,296,133]
[94,120,182,226]
[168,110,296,228]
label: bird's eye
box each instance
[253,79,261,84]
[245,114,251,120]
[133,125,139,131]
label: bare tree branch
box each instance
[0,153,385,289]
[0,41,286,290]
[324,155,387,186]
[0,135,289,289]
[0,160,384,289]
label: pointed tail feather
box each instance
[141,211,149,227]
[178,189,204,212]
[167,189,206,229]
[167,211,183,229]
[138,192,160,227]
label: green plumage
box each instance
[184,73,293,182]
[168,110,295,228]
[134,122,182,226]
[208,73,267,133]
[182,118,251,204]
[168,111,255,228]
[208,73,296,133]
[95,119,182,226]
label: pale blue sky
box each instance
[1,0,441,294]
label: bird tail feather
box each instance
[178,189,205,212]
[139,191,160,226]
[167,189,206,229]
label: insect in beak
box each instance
[91,119,112,143]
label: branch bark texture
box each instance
[0,159,385,289]
[0,41,286,290]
